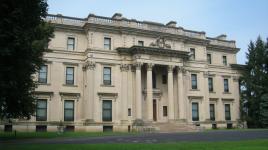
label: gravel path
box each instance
[1,130,268,145]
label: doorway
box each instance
[153,99,157,121]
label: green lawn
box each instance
[2,140,268,150]
[0,131,137,140]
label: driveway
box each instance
[1,130,268,145]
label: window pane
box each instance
[37,100,47,109]
[67,67,74,74]
[65,101,74,109]
[103,101,112,121]
[191,74,197,89]
[192,103,199,121]
[104,38,111,50]
[67,37,75,50]
[104,67,111,74]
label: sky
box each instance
[47,0,268,64]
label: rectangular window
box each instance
[103,67,111,85]
[192,102,199,121]
[163,106,168,117]
[36,99,47,121]
[162,74,167,84]
[191,74,197,90]
[210,104,215,121]
[104,37,111,50]
[190,48,195,60]
[208,77,213,92]
[64,100,74,121]
[38,65,47,83]
[36,125,47,132]
[207,54,212,64]
[224,79,229,92]
[67,37,75,50]
[103,100,112,121]
[66,67,74,85]
[128,108,131,116]
[225,104,231,120]
[223,56,227,66]
[138,41,144,46]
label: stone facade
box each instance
[0,13,242,132]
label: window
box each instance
[207,54,212,64]
[38,65,47,83]
[103,100,112,121]
[138,41,144,46]
[66,67,74,85]
[210,104,215,121]
[208,77,213,92]
[191,74,197,89]
[224,79,229,92]
[223,56,227,66]
[67,37,75,50]
[104,37,111,50]
[103,67,111,85]
[36,99,47,121]
[64,100,74,121]
[162,74,167,84]
[192,102,199,121]
[190,48,195,60]
[128,108,131,116]
[163,106,168,117]
[225,104,231,120]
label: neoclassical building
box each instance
[1,13,242,132]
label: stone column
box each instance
[203,71,210,121]
[177,66,186,120]
[146,63,154,121]
[168,65,175,120]
[120,64,129,121]
[135,63,142,119]
[83,61,95,121]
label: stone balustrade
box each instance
[45,14,236,48]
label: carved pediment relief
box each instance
[150,36,171,49]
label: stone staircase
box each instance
[151,122,200,133]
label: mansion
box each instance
[1,13,242,132]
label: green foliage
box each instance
[0,0,54,119]
[241,36,268,128]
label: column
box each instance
[120,64,129,121]
[203,71,210,121]
[135,63,142,119]
[146,63,154,121]
[83,61,95,121]
[177,66,186,120]
[168,65,175,120]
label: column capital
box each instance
[134,62,143,70]
[177,66,187,74]
[83,61,96,71]
[146,63,154,71]
[168,65,175,73]
[120,64,129,72]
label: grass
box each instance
[2,139,268,150]
[0,131,138,140]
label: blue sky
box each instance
[47,0,268,64]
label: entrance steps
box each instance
[150,122,200,133]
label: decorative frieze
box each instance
[150,36,171,49]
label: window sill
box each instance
[63,84,78,87]
[101,84,115,87]
[223,92,231,94]
[37,83,51,86]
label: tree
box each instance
[0,0,54,120]
[241,36,268,128]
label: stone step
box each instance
[151,122,199,133]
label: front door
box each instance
[153,99,157,121]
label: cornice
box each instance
[206,44,240,54]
